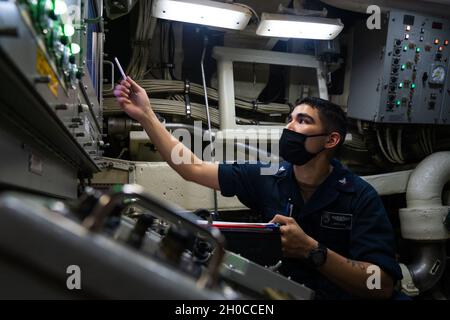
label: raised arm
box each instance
[114,77,219,190]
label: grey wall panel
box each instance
[0,122,78,199]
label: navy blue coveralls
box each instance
[218,159,403,299]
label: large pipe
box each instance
[405,151,450,209]
[399,151,450,295]
[407,243,447,293]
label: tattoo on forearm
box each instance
[346,259,366,271]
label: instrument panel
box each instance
[0,0,105,197]
[348,10,450,124]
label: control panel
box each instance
[0,186,315,299]
[22,0,84,90]
[0,0,104,173]
[348,10,450,124]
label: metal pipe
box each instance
[108,118,142,136]
[200,35,219,218]
[399,151,450,295]
[406,151,450,209]
[407,243,447,292]
[164,123,280,162]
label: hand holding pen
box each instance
[113,57,152,122]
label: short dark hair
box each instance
[295,97,347,148]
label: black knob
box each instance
[60,35,69,45]
[69,55,76,64]
[54,103,68,110]
[127,214,155,249]
[193,239,213,262]
[76,70,84,79]
[48,11,57,20]
[422,72,428,82]
[34,75,51,84]
[159,226,195,265]
[428,101,436,109]
[73,187,104,220]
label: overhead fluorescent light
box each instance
[152,0,252,30]
[256,13,344,40]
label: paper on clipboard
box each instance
[197,220,280,230]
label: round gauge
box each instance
[430,65,446,84]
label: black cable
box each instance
[257,65,285,103]
[257,41,287,104]
[160,22,166,78]
[148,70,159,79]
[168,22,178,80]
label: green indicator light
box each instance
[112,184,123,193]
[411,83,416,89]
[45,0,53,11]
[396,100,401,106]
[403,45,408,51]
[70,43,81,54]
[54,0,68,15]
[416,47,421,53]
[401,64,406,70]
[63,24,75,37]
[398,82,404,88]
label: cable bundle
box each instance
[103,97,221,126]
[126,0,154,79]
[135,79,291,114]
[104,79,290,127]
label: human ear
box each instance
[325,132,341,149]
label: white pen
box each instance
[114,57,127,80]
[114,56,134,95]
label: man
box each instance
[114,77,402,299]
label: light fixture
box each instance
[152,0,252,30]
[256,13,343,40]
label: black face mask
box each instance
[279,128,329,165]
